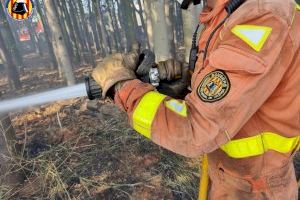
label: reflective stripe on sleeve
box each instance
[132,92,167,139]
[165,99,187,117]
[221,132,300,159]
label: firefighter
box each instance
[92,0,300,199]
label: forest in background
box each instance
[0,0,204,199]
[0,0,202,90]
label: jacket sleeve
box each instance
[114,13,294,158]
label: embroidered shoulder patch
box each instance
[197,70,230,103]
[231,25,272,52]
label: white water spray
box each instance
[0,83,87,113]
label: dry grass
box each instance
[0,65,199,200]
[0,99,200,200]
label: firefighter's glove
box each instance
[92,52,139,98]
[158,59,183,81]
[157,61,191,99]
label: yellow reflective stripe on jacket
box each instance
[297,3,300,10]
[132,92,166,139]
[221,132,300,159]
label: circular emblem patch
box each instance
[5,0,35,21]
[197,70,230,103]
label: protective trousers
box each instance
[208,161,298,200]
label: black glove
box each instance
[157,59,182,81]
[157,61,191,99]
[136,55,191,99]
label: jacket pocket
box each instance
[209,45,267,75]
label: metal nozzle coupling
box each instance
[85,77,102,100]
[149,68,160,87]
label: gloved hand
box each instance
[157,59,183,81]
[92,51,139,98]
[157,60,191,99]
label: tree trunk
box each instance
[0,2,24,72]
[149,0,173,61]
[59,0,80,65]
[86,0,98,54]
[112,0,123,51]
[107,1,120,52]
[35,0,58,70]
[173,2,184,47]
[43,0,75,86]
[26,20,44,57]
[77,0,95,66]
[165,0,176,58]
[0,29,21,90]
[181,4,203,62]
[93,0,110,56]
[54,0,76,63]
[66,0,86,65]
[116,0,127,52]
[136,0,146,32]
[129,1,138,28]
[143,0,154,50]
[87,19,97,54]
[118,0,136,52]
[89,4,102,55]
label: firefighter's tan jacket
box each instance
[115,0,300,198]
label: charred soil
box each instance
[0,66,199,200]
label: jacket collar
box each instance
[200,0,229,23]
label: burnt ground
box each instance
[0,63,200,200]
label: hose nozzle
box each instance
[85,77,102,100]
